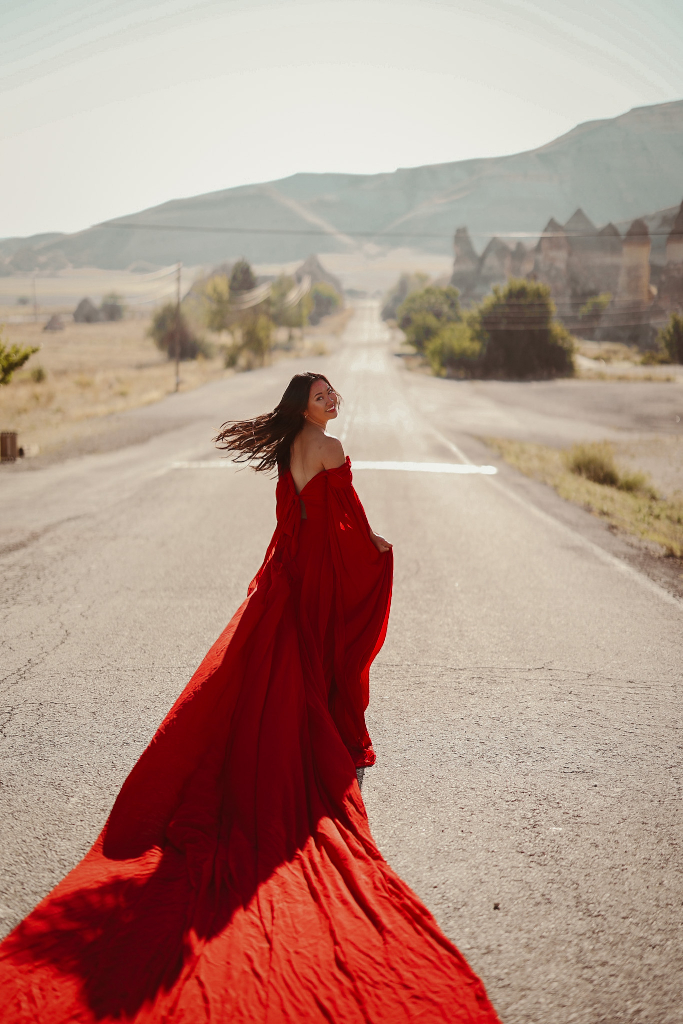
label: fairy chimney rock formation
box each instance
[450,227,480,296]
[660,200,683,311]
[533,218,570,304]
[615,219,651,307]
[478,237,513,293]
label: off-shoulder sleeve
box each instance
[326,458,393,766]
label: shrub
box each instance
[148,303,207,360]
[397,286,461,350]
[30,365,47,383]
[426,322,482,376]
[229,259,257,295]
[381,272,429,321]
[658,313,683,364]
[203,275,232,332]
[0,332,39,386]
[474,279,574,379]
[565,442,619,486]
[565,442,656,496]
[309,282,341,325]
[73,297,101,323]
[579,292,612,319]
[405,311,441,352]
[101,292,125,321]
[241,315,273,367]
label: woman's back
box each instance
[289,426,345,495]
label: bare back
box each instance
[290,425,345,495]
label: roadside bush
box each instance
[101,292,125,321]
[658,313,683,364]
[381,272,429,321]
[149,303,208,360]
[203,274,232,332]
[425,321,481,376]
[309,282,341,325]
[566,442,619,486]
[474,279,574,379]
[241,314,273,368]
[397,286,461,351]
[565,442,656,496]
[0,331,39,385]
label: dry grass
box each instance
[487,437,683,558]
[0,307,353,457]
[0,318,229,456]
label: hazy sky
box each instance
[2,0,682,238]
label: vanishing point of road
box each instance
[1,303,681,1023]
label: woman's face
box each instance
[306,379,338,425]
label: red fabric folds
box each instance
[0,458,500,1023]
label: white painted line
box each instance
[171,460,497,474]
[172,460,233,468]
[352,461,497,475]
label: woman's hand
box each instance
[370,531,392,554]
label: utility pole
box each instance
[32,272,38,323]
[174,262,182,393]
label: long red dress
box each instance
[0,459,500,1023]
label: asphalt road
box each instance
[1,303,681,1024]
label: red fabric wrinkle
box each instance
[0,457,500,1023]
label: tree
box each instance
[148,303,206,360]
[425,321,481,376]
[0,331,39,386]
[229,259,257,295]
[309,282,341,325]
[473,279,574,379]
[397,286,461,352]
[658,312,683,363]
[242,314,273,367]
[202,275,231,332]
[381,272,429,321]
[74,298,101,323]
[101,292,125,321]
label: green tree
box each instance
[229,259,257,295]
[381,272,429,321]
[425,321,482,376]
[203,275,232,332]
[242,314,273,367]
[658,312,683,364]
[473,279,574,379]
[397,286,461,352]
[579,292,612,319]
[0,345,38,386]
[101,292,125,321]
[0,331,39,386]
[309,282,341,325]
[148,303,206,360]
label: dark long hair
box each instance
[213,371,339,473]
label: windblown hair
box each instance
[214,372,339,473]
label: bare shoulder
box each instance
[321,434,346,469]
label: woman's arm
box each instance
[323,437,392,552]
[369,530,392,553]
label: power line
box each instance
[100,221,676,240]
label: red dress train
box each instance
[0,459,500,1023]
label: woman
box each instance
[0,372,500,1023]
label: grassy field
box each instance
[487,436,683,558]
[1,310,350,459]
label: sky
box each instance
[1,0,682,238]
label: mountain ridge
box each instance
[2,99,682,270]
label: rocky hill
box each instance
[2,99,683,270]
